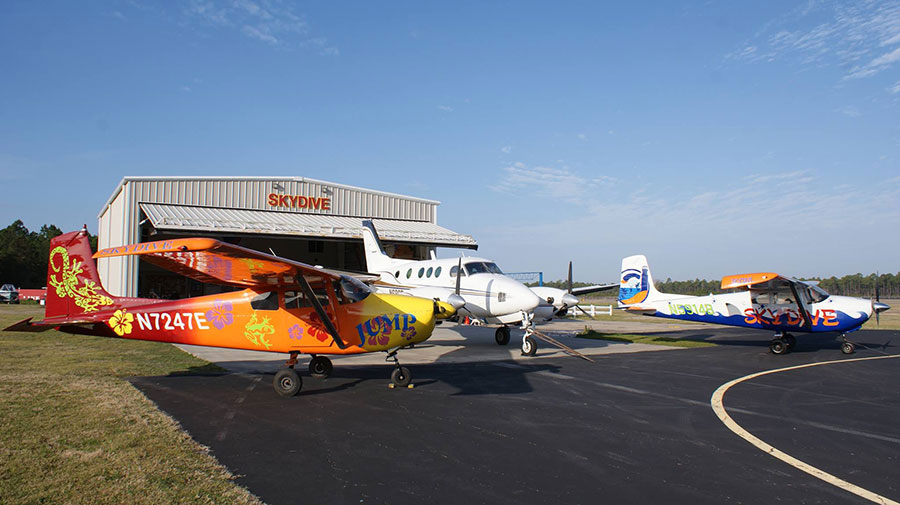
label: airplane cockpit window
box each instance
[335,275,371,304]
[485,262,503,274]
[464,262,494,275]
[251,291,278,310]
[806,284,829,303]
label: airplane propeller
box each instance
[448,257,467,313]
[872,271,890,326]
[564,261,594,320]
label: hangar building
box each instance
[97,176,477,298]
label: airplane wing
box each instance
[720,272,781,290]
[94,238,341,289]
[571,283,618,296]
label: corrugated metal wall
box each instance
[98,177,441,296]
[125,178,436,222]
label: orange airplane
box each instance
[5,228,459,396]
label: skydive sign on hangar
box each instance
[267,192,331,211]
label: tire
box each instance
[784,334,797,349]
[308,356,333,379]
[769,338,788,355]
[841,342,855,354]
[274,368,302,397]
[521,336,537,356]
[391,367,411,387]
[495,326,510,345]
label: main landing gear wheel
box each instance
[521,336,537,356]
[841,341,855,354]
[769,338,788,355]
[784,334,797,350]
[309,356,333,378]
[495,326,511,345]
[274,368,302,397]
[391,366,411,387]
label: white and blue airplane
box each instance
[361,221,543,354]
[617,255,890,354]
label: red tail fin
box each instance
[45,229,116,319]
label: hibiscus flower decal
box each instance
[206,300,234,330]
[288,324,303,340]
[108,309,134,336]
[402,326,417,341]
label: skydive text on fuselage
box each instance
[267,193,331,211]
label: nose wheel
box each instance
[386,349,413,386]
[841,335,855,354]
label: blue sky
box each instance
[2,0,899,282]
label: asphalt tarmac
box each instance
[132,327,900,505]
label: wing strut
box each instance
[298,275,347,349]
[788,282,813,330]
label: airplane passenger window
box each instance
[284,290,309,309]
[427,267,433,278]
[435,266,442,277]
[450,266,460,277]
[806,284,829,303]
[418,268,425,278]
[407,269,412,279]
[251,291,278,310]
[395,271,400,279]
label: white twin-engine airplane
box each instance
[617,255,890,355]
[361,220,543,353]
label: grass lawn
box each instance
[0,305,262,505]
[577,328,716,348]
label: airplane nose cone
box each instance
[501,279,541,312]
[874,301,891,313]
[561,293,579,308]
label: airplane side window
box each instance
[427,267,433,278]
[406,269,412,279]
[435,266,442,277]
[394,271,400,279]
[251,291,278,310]
[450,266,458,277]
[418,268,425,278]
[284,290,312,309]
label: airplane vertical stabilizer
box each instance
[45,229,117,319]
[618,255,667,307]
[361,220,398,273]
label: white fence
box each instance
[566,304,613,317]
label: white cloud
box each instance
[890,81,900,93]
[500,146,512,154]
[489,163,600,198]
[834,105,862,117]
[182,0,336,53]
[437,105,453,112]
[577,133,587,140]
[728,1,900,82]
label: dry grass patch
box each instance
[0,305,262,505]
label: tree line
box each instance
[2,219,897,299]
[0,220,97,288]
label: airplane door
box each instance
[282,283,340,348]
